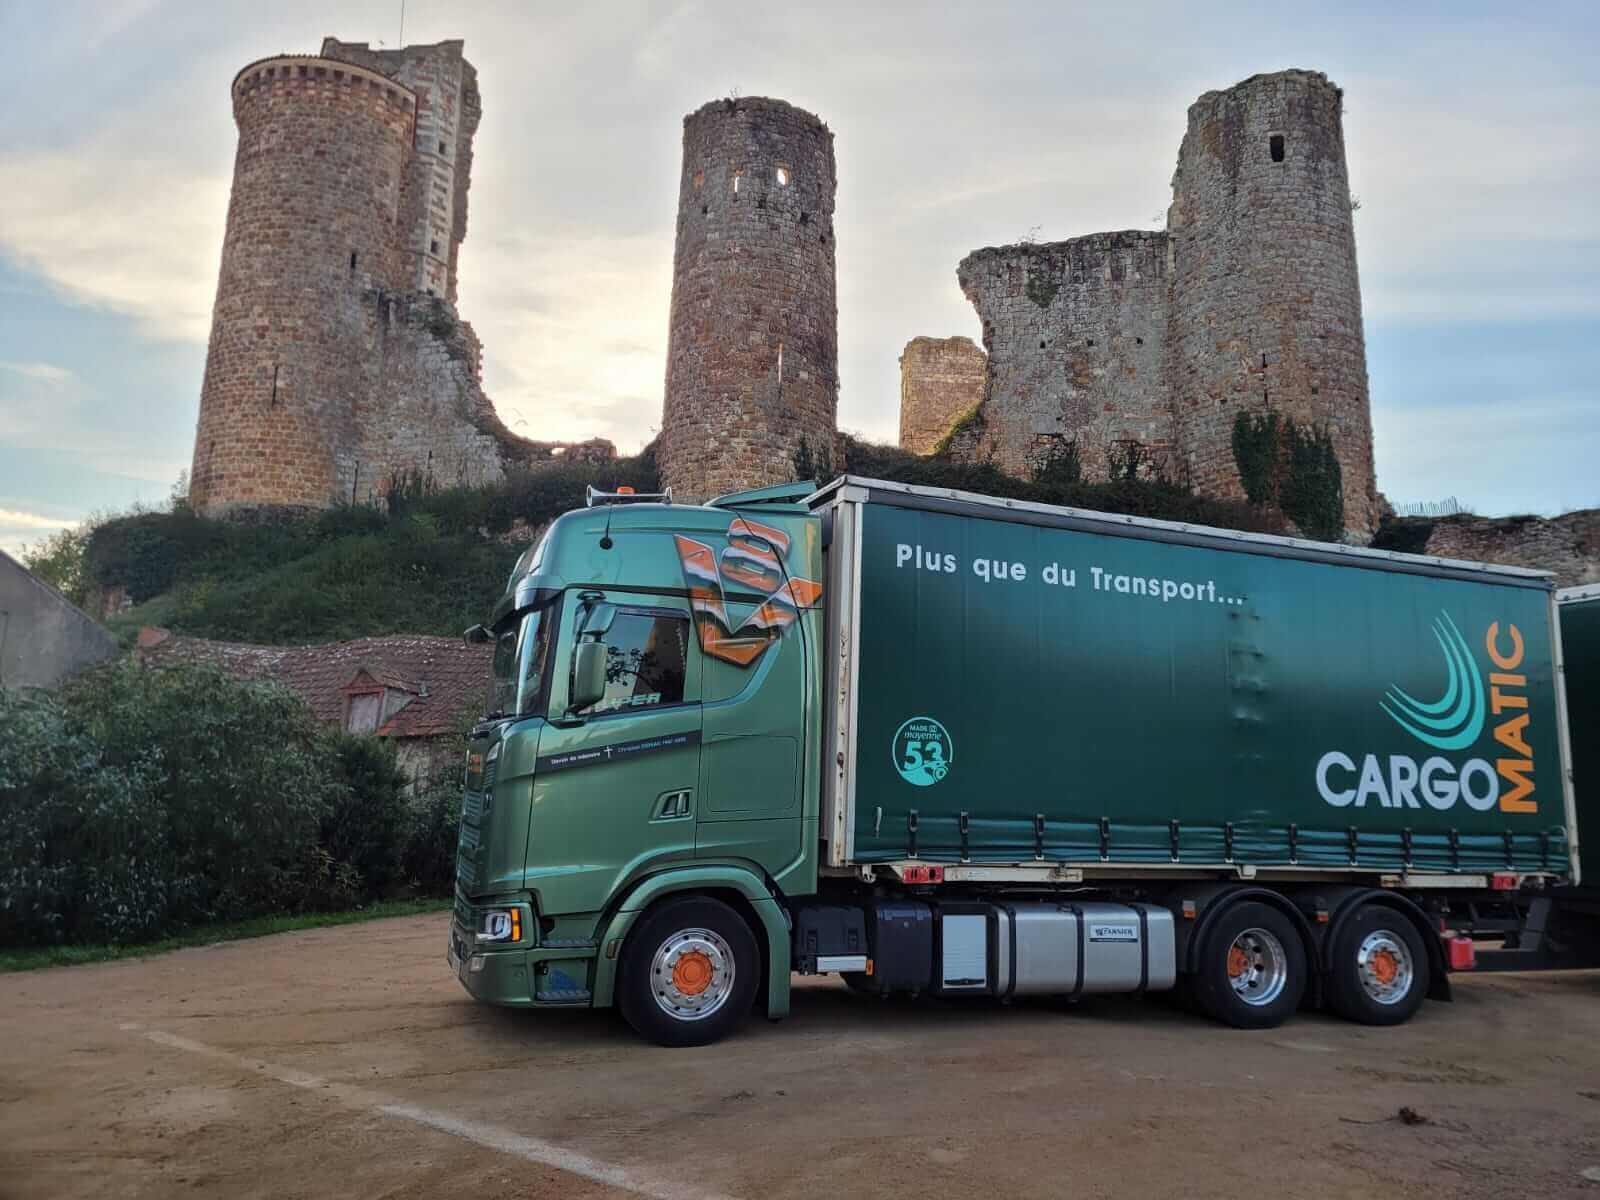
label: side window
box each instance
[586,611,690,715]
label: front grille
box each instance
[462,790,484,825]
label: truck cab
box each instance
[447,484,824,1042]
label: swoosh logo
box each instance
[1380,611,1485,750]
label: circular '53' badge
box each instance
[892,716,953,787]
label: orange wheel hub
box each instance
[1371,949,1399,985]
[1227,946,1249,978]
[671,950,714,996]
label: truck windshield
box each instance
[486,598,559,719]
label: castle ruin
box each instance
[898,336,986,456]
[188,38,611,516]
[658,98,839,501]
[910,70,1379,537]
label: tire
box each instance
[617,896,759,1047]
[1327,905,1430,1026]
[1192,901,1307,1029]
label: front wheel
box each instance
[1327,905,1429,1026]
[1192,901,1307,1029]
[618,896,759,1047]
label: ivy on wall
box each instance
[1231,411,1344,541]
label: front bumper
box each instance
[447,914,596,1008]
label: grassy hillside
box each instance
[35,440,1295,648]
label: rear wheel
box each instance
[1328,905,1429,1025]
[1192,901,1307,1029]
[618,896,759,1047]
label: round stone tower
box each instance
[189,56,416,513]
[659,97,838,500]
[1167,70,1377,535]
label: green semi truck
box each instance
[448,476,1585,1045]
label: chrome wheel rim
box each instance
[649,927,735,1021]
[1227,927,1289,1007]
[1356,930,1413,1005]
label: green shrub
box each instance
[86,453,660,645]
[321,732,412,898]
[0,662,337,946]
[404,782,463,897]
[0,663,465,948]
[841,436,1286,535]
[1230,412,1345,541]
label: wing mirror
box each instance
[463,623,492,645]
[580,601,617,637]
[568,599,616,714]
[570,641,608,713]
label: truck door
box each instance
[695,605,806,878]
[529,596,702,911]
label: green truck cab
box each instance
[449,477,1582,1046]
[448,483,823,1042]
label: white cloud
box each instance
[462,231,673,454]
[0,507,73,531]
[0,142,226,343]
[0,361,75,388]
[0,509,77,560]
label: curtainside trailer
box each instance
[448,476,1580,1045]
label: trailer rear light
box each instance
[1490,872,1518,891]
[1446,935,1476,971]
[902,865,944,884]
[1181,900,1196,919]
[616,486,635,494]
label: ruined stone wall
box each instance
[898,336,986,455]
[957,231,1174,479]
[659,97,838,500]
[1168,70,1376,533]
[190,41,565,517]
[1418,511,1600,588]
[931,69,1379,538]
[190,56,416,512]
[321,39,480,303]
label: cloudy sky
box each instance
[1,0,1596,555]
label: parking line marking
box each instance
[123,1024,738,1200]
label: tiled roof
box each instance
[136,627,490,738]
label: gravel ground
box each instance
[2,911,1598,1199]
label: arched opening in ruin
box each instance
[776,165,790,186]
[733,170,743,194]
[1269,134,1285,162]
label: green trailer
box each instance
[448,476,1581,1045]
[1451,584,1599,970]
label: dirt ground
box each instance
[2,912,1598,1200]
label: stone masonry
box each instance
[916,71,1378,537]
[189,38,610,515]
[659,97,838,501]
[1417,511,1600,589]
[957,231,1174,480]
[898,336,986,456]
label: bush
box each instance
[404,781,463,898]
[84,452,660,645]
[321,732,412,898]
[0,662,459,948]
[840,435,1287,536]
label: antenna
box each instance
[398,0,405,47]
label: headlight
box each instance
[476,907,523,944]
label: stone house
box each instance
[136,627,490,785]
